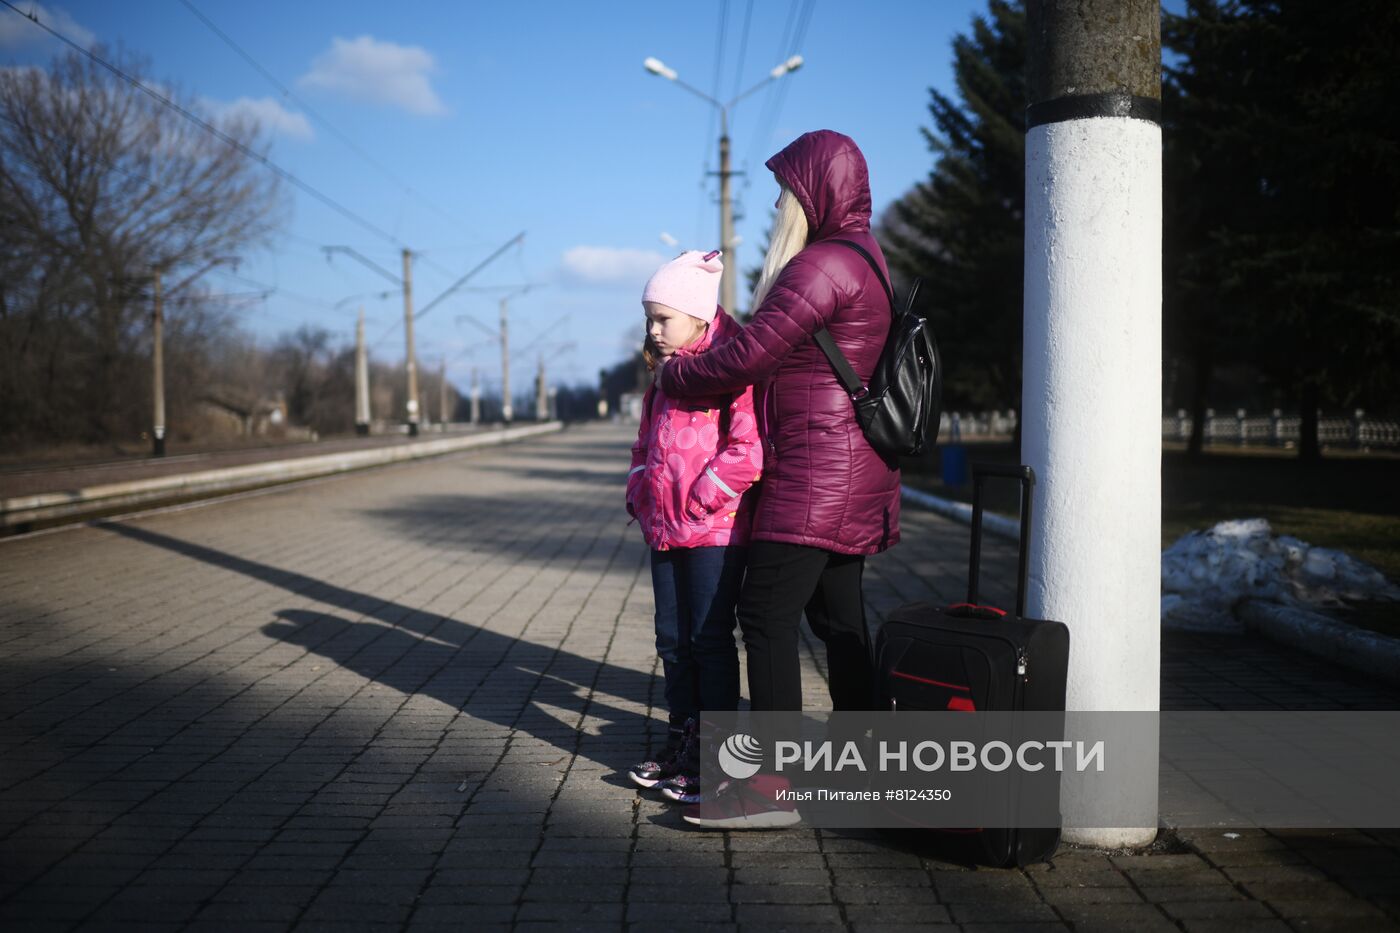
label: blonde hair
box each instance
[749,182,810,310]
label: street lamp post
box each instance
[643,54,804,314]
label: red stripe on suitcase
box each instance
[948,602,1007,618]
[891,670,971,691]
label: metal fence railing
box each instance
[932,409,1399,449]
[1160,410,1400,450]
[937,410,1018,441]
[623,401,1398,451]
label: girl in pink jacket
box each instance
[625,250,762,803]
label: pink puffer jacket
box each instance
[626,308,763,551]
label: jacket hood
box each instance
[765,130,872,241]
[675,305,738,358]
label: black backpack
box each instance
[812,239,942,460]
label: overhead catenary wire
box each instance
[730,0,756,109]
[767,0,816,135]
[694,0,730,245]
[0,0,408,249]
[371,231,527,349]
[4,46,453,325]
[414,232,527,322]
[214,268,370,316]
[747,0,802,168]
[745,0,812,175]
[710,0,730,110]
[178,1,490,267]
[3,115,365,328]
[185,1,485,246]
[5,4,532,387]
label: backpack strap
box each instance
[813,328,866,399]
[830,239,895,308]
[811,239,893,400]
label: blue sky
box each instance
[3,0,996,392]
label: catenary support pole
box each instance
[402,248,420,436]
[535,356,548,421]
[354,308,370,436]
[718,113,736,313]
[499,298,512,424]
[151,267,166,457]
[1023,0,1161,847]
[439,358,449,427]
[470,368,481,424]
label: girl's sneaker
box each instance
[628,718,692,789]
[655,718,701,801]
[658,772,702,804]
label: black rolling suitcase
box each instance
[874,463,1070,867]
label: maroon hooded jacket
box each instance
[659,130,900,555]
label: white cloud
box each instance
[210,96,314,141]
[298,35,446,116]
[561,246,670,286]
[0,2,95,50]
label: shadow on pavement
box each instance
[99,521,657,775]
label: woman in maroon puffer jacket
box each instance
[657,129,900,713]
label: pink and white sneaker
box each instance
[681,775,801,830]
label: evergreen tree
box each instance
[1165,0,1400,459]
[880,0,1026,420]
[1162,1,1260,456]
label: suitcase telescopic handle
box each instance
[967,463,1036,617]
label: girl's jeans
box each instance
[650,545,745,721]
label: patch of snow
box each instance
[1161,519,1400,633]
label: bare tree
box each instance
[0,47,282,446]
[269,325,359,436]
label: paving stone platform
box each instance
[2,422,1397,932]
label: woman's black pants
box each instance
[737,541,875,711]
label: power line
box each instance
[745,0,814,177]
[695,0,731,246]
[710,0,730,107]
[215,268,362,316]
[415,232,527,321]
[5,114,324,322]
[371,232,527,349]
[730,0,756,117]
[1,112,173,201]
[746,0,805,171]
[0,0,407,248]
[776,0,817,116]
[5,115,318,320]
[416,252,469,284]
[176,0,480,245]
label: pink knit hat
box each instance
[641,249,724,323]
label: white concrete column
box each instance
[1024,0,1161,848]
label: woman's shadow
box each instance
[101,521,660,778]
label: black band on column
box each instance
[1026,92,1161,128]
